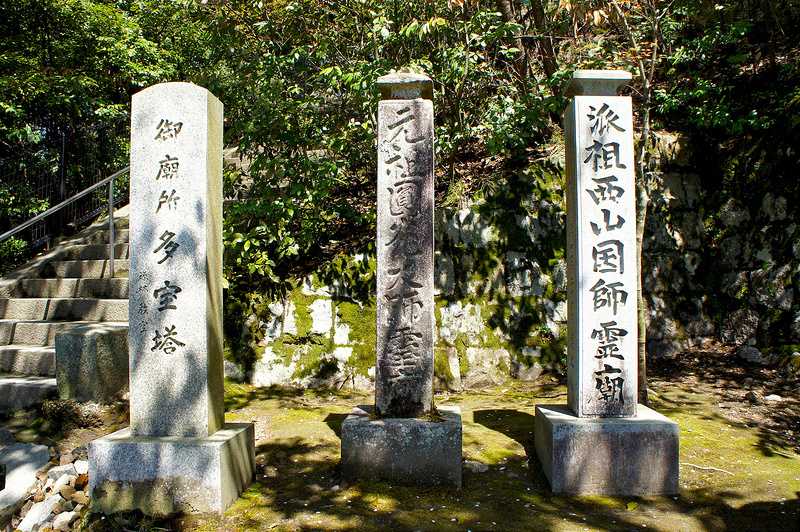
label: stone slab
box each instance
[88,422,254,515]
[341,405,462,487]
[534,404,679,495]
[0,442,51,521]
[55,323,129,403]
[0,375,57,408]
[565,91,638,417]
[374,97,435,418]
[128,81,224,438]
[376,72,434,100]
[563,69,632,97]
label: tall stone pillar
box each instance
[340,71,461,486]
[534,70,679,495]
[564,71,638,417]
[374,73,435,418]
[88,83,255,515]
[126,82,225,437]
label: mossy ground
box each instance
[0,349,780,532]
[69,365,799,532]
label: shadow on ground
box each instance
[71,379,800,532]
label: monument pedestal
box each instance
[341,405,462,487]
[88,423,255,515]
[534,404,679,495]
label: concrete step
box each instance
[81,228,130,246]
[0,298,129,322]
[0,320,128,346]
[44,260,129,278]
[63,243,130,261]
[0,375,58,409]
[0,346,55,376]
[18,278,129,299]
[85,216,129,231]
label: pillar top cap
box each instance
[377,69,433,101]
[563,69,632,98]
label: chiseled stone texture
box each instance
[128,82,224,438]
[534,404,679,495]
[91,83,254,517]
[88,423,255,515]
[374,97,435,418]
[55,323,128,403]
[341,405,462,487]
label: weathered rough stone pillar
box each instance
[341,72,461,486]
[374,73,435,418]
[89,83,254,515]
[534,70,678,495]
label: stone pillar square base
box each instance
[88,423,255,515]
[534,404,679,495]
[341,405,462,487]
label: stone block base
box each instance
[341,405,462,487]
[88,423,254,515]
[534,404,679,495]
[55,324,128,403]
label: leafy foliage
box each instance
[3,0,800,369]
[0,0,180,161]
[195,0,558,293]
[0,181,50,273]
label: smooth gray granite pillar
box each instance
[127,82,224,436]
[341,72,461,487]
[89,82,254,514]
[535,70,678,495]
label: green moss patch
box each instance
[118,382,800,532]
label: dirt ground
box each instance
[648,345,800,455]
[4,346,799,532]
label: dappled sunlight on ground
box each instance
[14,355,796,532]
[155,376,800,532]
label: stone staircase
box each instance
[0,207,130,408]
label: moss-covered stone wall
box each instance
[233,162,571,390]
[226,131,799,389]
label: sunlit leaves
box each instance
[0,0,179,158]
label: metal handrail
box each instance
[0,166,130,278]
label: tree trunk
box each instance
[635,46,657,405]
[528,0,558,80]
[612,0,659,406]
[495,0,530,84]
[636,176,650,406]
[634,67,651,406]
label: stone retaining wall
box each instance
[231,132,799,389]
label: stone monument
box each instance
[340,72,462,486]
[534,70,679,494]
[88,82,255,514]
